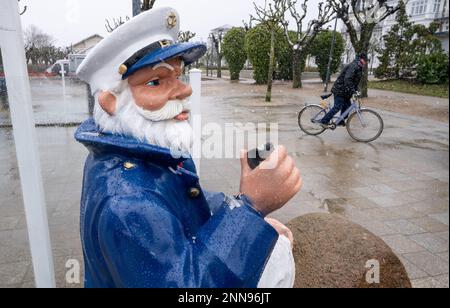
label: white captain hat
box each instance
[77,7,206,93]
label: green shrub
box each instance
[310,30,344,83]
[417,52,449,84]
[276,31,298,81]
[245,24,297,84]
[245,24,272,84]
[222,28,248,80]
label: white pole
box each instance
[59,62,66,96]
[189,69,202,175]
[59,62,67,124]
[0,0,55,288]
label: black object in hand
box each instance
[247,143,275,170]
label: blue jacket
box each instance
[75,119,278,288]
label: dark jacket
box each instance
[74,119,278,288]
[332,60,363,99]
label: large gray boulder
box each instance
[287,213,412,288]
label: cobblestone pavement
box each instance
[0,78,448,288]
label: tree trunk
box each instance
[266,29,276,102]
[292,49,303,89]
[360,67,369,98]
[358,43,370,97]
[217,55,222,78]
[358,25,374,98]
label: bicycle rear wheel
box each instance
[298,105,327,136]
[347,109,384,143]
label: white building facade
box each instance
[341,0,449,70]
[207,25,232,67]
[68,34,104,74]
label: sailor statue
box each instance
[75,7,301,288]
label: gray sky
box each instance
[20,0,325,47]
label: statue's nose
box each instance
[169,80,192,100]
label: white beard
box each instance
[94,81,193,154]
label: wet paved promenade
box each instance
[0,78,448,288]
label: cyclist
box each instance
[320,52,368,128]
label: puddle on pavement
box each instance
[321,198,348,215]
[376,139,449,151]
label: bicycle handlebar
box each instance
[353,91,362,100]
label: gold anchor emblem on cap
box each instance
[167,12,177,29]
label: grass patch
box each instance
[368,80,449,98]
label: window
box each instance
[443,19,450,32]
[433,0,442,14]
[410,0,428,15]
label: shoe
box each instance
[337,122,346,127]
[320,123,333,129]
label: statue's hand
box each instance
[239,145,302,217]
[265,218,294,248]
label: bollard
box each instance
[0,76,8,109]
[86,83,95,116]
[189,69,202,175]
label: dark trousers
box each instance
[321,95,352,124]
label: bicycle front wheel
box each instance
[347,109,384,143]
[298,105,327,136]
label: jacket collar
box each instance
[74,119,188,167]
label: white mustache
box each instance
[135,99,191,122]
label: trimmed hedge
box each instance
[245,24,294,84]
[310,30,345,83]
[222,27,248,80]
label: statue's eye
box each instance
[146,79,160,87]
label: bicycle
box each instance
[298,92,384,143]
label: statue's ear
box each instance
[98,91,117,116]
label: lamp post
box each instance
[132,0,141,17]
[324,16,339,93]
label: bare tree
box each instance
[242,16,254,32]
[178,31,196,43]
[329,0,408,97]
[178,31,197,72]
[18,0,27,15]
[24,25,55,48]
[23,25,69,66]
[250,0,287,102]
[278,0,334,88]
[209,31,224,79]
[105,16,130,33]
[204,48,214,77]
[107,0,156,32]
[24,25,54,64]
[141,0,156,11]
